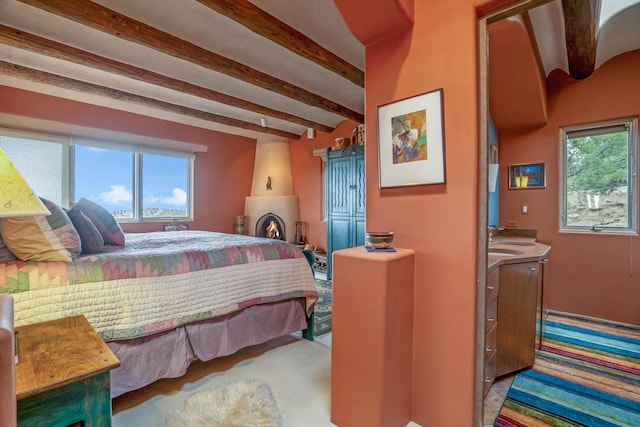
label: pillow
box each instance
[73,198,125,246]
[67,208,105,254]
[0,230,17,261]
[1,198,82,262]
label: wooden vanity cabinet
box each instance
[495,261,541,377]
[483,267,499,396]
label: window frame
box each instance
[559,117,638,234]
[136,151,194,221]
[0,128,195,222]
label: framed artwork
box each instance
[508,162,546,189]
[377,88,445,188]
[163,223,189,231]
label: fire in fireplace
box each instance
[256,213,286,241]
[266,220,280,239]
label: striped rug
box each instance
[495,312,640,427]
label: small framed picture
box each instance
[377,88,445,188]
[508,162,546,189]
[163,223,188,231]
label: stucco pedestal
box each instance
[331,246,415,427]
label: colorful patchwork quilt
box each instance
[0,231,317,340]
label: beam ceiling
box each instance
[0,0,365,140]
[195,0,364,87]
[17,0,364,123]
[562,0,601,80]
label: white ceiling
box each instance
[527,0,640,77]
[489,0,640,131]
[0,0,365,141]
[2,0,638,142]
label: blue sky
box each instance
[75,146,188,212]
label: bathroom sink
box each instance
[488,248,524,256]
[499,241,535,247]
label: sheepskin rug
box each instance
[162,378,283,427]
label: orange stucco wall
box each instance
[367,28,477,427]
[497,50,640,325]
[289,119,358,251]
[331,0,530,425]
[333,1,513,425]
[488,19,548,131]
[331,247,415,427]
[0,85,256,234]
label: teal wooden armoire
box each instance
[326,144,365,279]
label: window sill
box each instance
[558,228,638,237]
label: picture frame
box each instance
[508,162,546,189]
[377,88,445,188]
[163,223,189,231]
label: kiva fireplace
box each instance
[255,213,286,240]
[244,138,300,243]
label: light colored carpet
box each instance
[113,333,422,426]
[113,335,335,427]
[162,378,282,427]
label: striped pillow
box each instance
[0,198,81,262]
[73,198,125,246]
[67,207,105,254]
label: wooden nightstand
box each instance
[15,315,120,427]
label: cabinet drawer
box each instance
[483,352,496,396]
[485,297,498,332]
[486,268,499,303]
[484,322,497,363]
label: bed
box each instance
[0,230,317,397]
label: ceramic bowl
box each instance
[365,231,394,248]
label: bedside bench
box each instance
[16,315,120,427]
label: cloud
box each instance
[162,188,187,206]
[83,146,107,152]
[100,185,133,204]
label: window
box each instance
[141,153,190,219]
[0,131,193,221]
[75,145,135,219]
[560,118,638,232]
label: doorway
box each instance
[476,0,640,424]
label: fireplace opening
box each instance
[256,213,286,241]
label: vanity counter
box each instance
[487,237,550,269]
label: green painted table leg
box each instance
[303,312,315,341]
[18,372,112,427]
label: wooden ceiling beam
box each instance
[0,24,334,134]
[562,0,601,80]
[195,0,364,87]
[0,60,301,140]
[16,0,364,123]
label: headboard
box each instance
[0,294,16,427]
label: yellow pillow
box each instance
[0,198,81,262]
